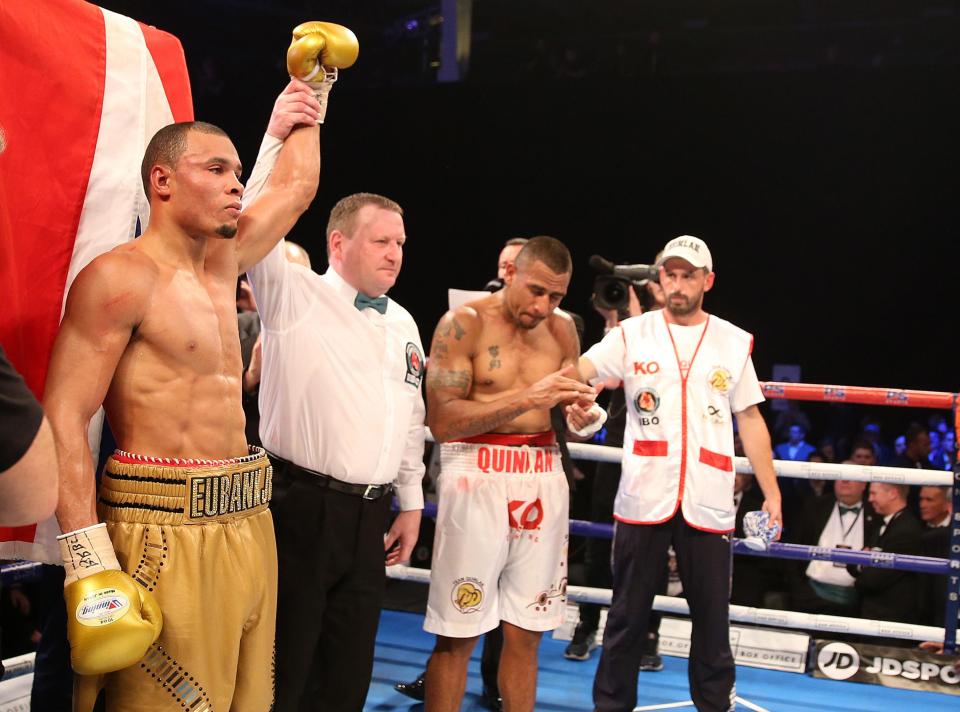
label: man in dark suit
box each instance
[848,483,923,626]
[789,478,876,617]
[774,424,817,463]
[918,486,952,625]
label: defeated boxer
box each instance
[422,236,599,712]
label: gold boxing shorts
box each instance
[79,447,276,712]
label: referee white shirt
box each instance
[246,241,426,510]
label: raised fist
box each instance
[287,22,359,80]
[285,22,359,124]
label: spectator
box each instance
[848,440,877,466]
[928,430,952,470]
[861,420,893,464]
[849,483,923,627]
[944,430,957,468]
[789,478,876,618]
[816,437,837,463]
[892,423,936,515]
[918,485,952,528]
[774,424,817,462]
[771,401,812,443]
[894,434,907,457]
[918,487,952,626]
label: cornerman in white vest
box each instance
[574,235,783,712]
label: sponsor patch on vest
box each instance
[451,577,484,613]
[707,366,733,394]
[634,387,660,414]
[76,588,130,627]
[703,404,727,424]
[405,342,424,387]
[189,466,273,519]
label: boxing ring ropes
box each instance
[1,380,958,691]
[387,380,960,655]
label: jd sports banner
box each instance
[813,639,960,695]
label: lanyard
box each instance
[837,506,862,543]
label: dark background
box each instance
[101,1,959,430]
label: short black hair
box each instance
[514,235,572,275]
[141,121,229,200]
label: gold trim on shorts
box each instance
[97,446,273,526]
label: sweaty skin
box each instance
[426,259,593,442]
[44,82,321,533]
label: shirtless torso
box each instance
[423,240,596,712]
[45,82,321,532]
[427,256,592,442]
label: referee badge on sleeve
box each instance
[405,342,424,387]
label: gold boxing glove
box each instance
[286,21,359,123]
[58,523,162,675]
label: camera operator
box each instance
[564,255,666,665]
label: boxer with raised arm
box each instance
[42,23,354,711]
[423,236,598,712]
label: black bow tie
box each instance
[838,505,861,516]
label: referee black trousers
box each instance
[270,461,392,712]
[593,513,734,712]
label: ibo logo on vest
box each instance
[634,387,660,414]
[76,588,130,627]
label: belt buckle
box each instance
[362,484,378,500]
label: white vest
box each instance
[610,311,754,532]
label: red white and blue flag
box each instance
[0,0,193,562]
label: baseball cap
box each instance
[658,235,713,273]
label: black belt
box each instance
[269,454,393,501]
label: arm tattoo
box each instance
[427,368,471,395]
[432,337,449,357]
[441,317,466,341]
[447,404,529,438]
[488,345,501,370]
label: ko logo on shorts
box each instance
[451,577,484,614]
[817,642,860,680]
[508,499,544,530]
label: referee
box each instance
[247,193,426,711]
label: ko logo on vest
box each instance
[633,361,660,375]
[817,642,860,680]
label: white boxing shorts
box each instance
[424,432,569,638]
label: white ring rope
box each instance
[427,431,953,486]
[386,565,945,643]
[567,443,953,486]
